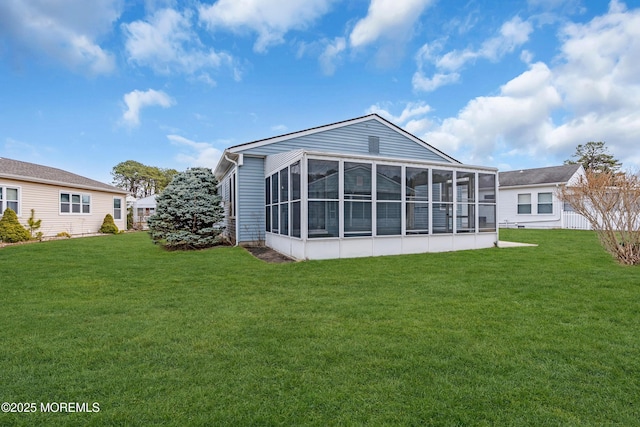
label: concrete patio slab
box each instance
[498,241,538,248]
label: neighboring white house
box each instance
[0,157,128,237]
[498,164,590,229]
[132,194,156,229]
[214,114,499,260]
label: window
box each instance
[279,168,289,236]
[344,162,372,237]
[376,164,401,235]
[0,186,20,215]
[517,193,531,214]
[456,171,475,233]
[292,201,301,238]
[308,159,339,238]
[263,171,282,234]
[279,168,288,202]
[60,192,90,214]
[406,167,429,234]
[478,173,497,232]
[538,192,553,214]
[113,198,122,220]
[271,172,280,233]
[265,176,271,232]
[290,161,301,238]
[229,173,236,217]
[265,162,301,238]
[432,170,453,233]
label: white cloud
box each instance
[0,0,120,74]
[412,72,460,92]
[367,101,432,123]
[271,124,288,133]
[198,0,333,53]
[366,102,434,142]
[546,0,640,167]
[386,2,640,171]
[168,134,222,169]
[413,16,533,92]
[122,89,175,127]
[426,62,562,164]
[349,0,434,48]
[319,37,346,75]
[123,8,237,77]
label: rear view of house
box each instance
[214,114,498,260]
[0,157,127,237]
[498,164,590,229]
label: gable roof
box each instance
[214,114,460,177]
[0,157,127,194]
[499,164,582,187]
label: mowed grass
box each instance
[1,230,639,426]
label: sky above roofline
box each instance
[1,0,639,184]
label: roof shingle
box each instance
[0,157,126,193]
[499,164,581,187]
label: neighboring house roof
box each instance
[214,114,460,178]
[0,157,127,194]
[499,164,582,187]
[134,194,157,208]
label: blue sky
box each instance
[1,0,639,184]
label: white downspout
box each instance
[224,154,239,246]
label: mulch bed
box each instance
[244,246,296,263]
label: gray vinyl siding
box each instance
[237,156,265,243]
[238,119,451,163]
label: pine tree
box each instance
[27,209,42,238]
[147,167,224,250]
[564,141,621,173]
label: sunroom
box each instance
[264,150,498,260]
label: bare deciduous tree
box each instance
[558,170,640,265]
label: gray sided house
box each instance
[498,164,589,229]
[214,114,498,260]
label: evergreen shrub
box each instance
[99,214,119,234]
[0,208,31,243]
[148,167,224,250]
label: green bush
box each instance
[0,208,31,243]
[56,231,71,238]
[99,214,119,234]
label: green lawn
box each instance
[1,229,639,426]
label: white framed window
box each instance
[265,162,302,238]
[432,169,453,233]
[113,197,123,220]
[478,173,496,232]
[406,167,429,235]
[455,171,476,233]
[376,164,401,235]
[517,193,531,214]
[307,159,339,238]
[538,192,553,214]
[1,186,20,215]
[344,161,372,237]
[60,192,91,214]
